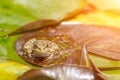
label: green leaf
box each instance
[13,0,85,20]
[0,59,30,80]
[0,8,37,36]
[0,0,120,80]
[0,36,26,63]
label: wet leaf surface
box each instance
[15,21,120,66]
[0,59,30,80]
[1,1,120,80]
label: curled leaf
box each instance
[7,19,59,36]
[18,65,94,80]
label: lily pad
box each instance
[0,59,30,80]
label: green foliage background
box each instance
[0,0,120,80]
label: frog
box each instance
[22,38,63,62]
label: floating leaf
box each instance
[7,19,59,36]
[15,21,120,62]
[0,59,30,80]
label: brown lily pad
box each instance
[15,30,78,66]
[15,20,120,66]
